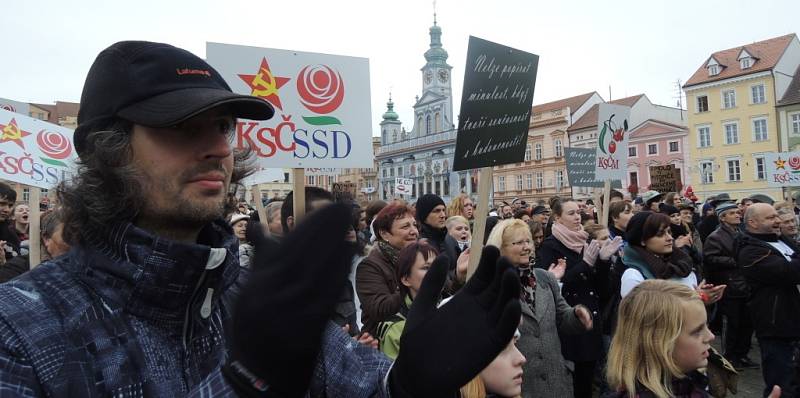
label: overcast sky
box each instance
[2,0,798,135]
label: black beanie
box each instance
[659,203,679,216]
[416,193,446,223]
[625,211,654,247]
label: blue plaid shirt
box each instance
[0,221,391,397]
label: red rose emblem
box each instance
[790,156,800,170]
[37,130,72,159]
[296,65,345,114]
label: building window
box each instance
[698,126,711,148]
[516,175,523,191]
[752,118,768,141]
[498,176,505,192]
[425,115,431,135]
[536,172,543,189]
[755,156,766,180]
[700,161,714,184]
[525,144,531,161]
[792,113,800,136]
[696,95,709,113]
[668,141,679,153]
[554,139,563,157]
[741,57,752,69]
[722,89,736,109]
[628,146,637,157]
[390,168,395,177]
[727,159,741,182]
[555,170,564,190]
[709,64,719,76]
[526,174,533,189]
[724,122,739,144]
[647,143,658,155]
[534,143,542,160]
[751,84,766,104]
[434,112,441,133]
[629,171,638,186]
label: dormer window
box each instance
[737,49,756,70]
[706,57,721,76]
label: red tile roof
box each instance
[778,64,800,106]
[684,34,796,88]
[629,120,687,139]
[532,92,597,116]
[567,94,645,132]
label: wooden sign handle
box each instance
[467,166,493,279]
[292,168,306,223]
[28,187,41,269]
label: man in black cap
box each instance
[531,205,550,224]
[0,41,520,397]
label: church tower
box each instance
[413,14,454,138]
[380,94,402,145]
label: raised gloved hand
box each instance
[583,240,601,266]
[389,246,521,397]
[223,203,356,397]
[599,236,624,260]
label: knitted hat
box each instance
[659,203,679,216]
[626,211,655,246]
[415,193,446,223]
[230,213,250,226]
[715,202,738,218]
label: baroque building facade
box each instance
[375,19,476,203]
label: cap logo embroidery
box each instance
[176,68,211,77]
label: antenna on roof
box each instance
[673,79,685,121]
[608,85,612,101]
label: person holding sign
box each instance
[0,41,522,398]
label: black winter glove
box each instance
[389,245,521,397]
[222,203,356,397]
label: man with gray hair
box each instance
[776,206,800,245]
[738,203,800,396]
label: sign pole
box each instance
[292,168,306,224]
[252,184,270,237]
[467,166,493,279]
[600,179,611,227]
[28,187,41,269]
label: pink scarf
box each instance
[551,222,589,254]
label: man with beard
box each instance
[0,41,520,397]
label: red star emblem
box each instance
[0,118,31,149]
[238,58,290,111]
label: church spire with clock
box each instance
[414,14,454,138]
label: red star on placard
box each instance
[238,58,290,110]
[0,118,31,149]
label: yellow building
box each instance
[683,34,800,202]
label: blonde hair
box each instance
[486,219,531,250]
[446,215,470,230]
[447,193,472,218]
[584,223,608,240]
[459,375,522,398]
[607,280,702,398]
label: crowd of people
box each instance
[0,40,795,397]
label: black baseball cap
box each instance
[75,41,275,157]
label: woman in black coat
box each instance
[537,198,622,398]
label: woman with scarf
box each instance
[487,219,591,397]
[538,198,623,398]
[356,203,419,336]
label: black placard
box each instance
[453,36,539,171]
[565,148,623,188]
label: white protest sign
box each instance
[765,152,800,187]
[0,109,76,189]
[0,98,30,117]
[206,42,373,168]
[594,103,631,182]
[395,178,413,196]
[305,168,339,176]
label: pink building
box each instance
[568,94,689,198]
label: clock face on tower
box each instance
[424,70,433,84]
[438,69,449,83]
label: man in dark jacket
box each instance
[704,202,756,369]
[738,203,800,397]
[0,41,521,397]
[416,193,447,253]
[0,182,20,260]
